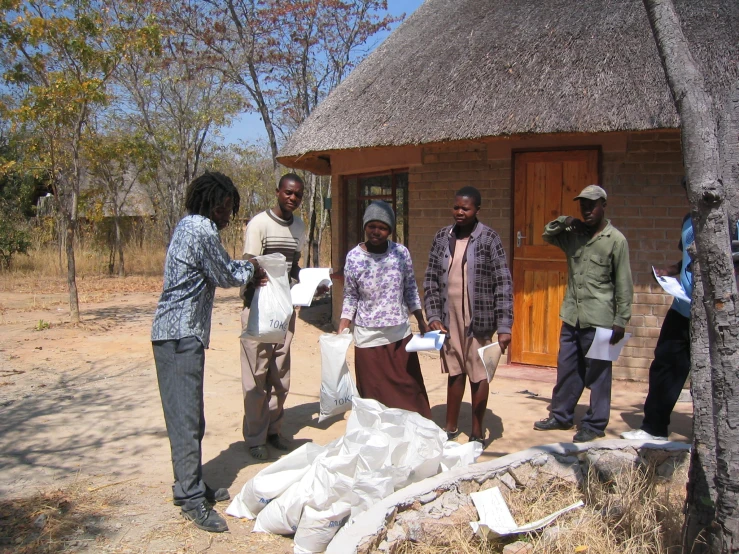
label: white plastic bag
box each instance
[226,442,326,519]
[242,253,293,343]
[294,502,352,554]
[318,331,358,422]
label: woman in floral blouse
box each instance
[338,201,432,418]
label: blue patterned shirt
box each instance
[151,215,255,347]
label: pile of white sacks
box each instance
[226,397,483,553]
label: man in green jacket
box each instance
[533,185,633,442]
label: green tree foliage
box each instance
[0,0,160,320]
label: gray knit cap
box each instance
[363,200,395,230]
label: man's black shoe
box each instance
[181,501,228,533]
[573,428,605,443]
[533,416,573,431]
[173,485,230,507]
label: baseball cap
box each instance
[573,185,607,201]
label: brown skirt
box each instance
[354,335,432,419]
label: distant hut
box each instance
[277,0,738,379]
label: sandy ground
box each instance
[0,282,693,553]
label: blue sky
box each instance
[221,0,425,145]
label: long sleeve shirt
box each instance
[151,215,255,347]
[670,214,694,319]
[543,216,633,329]
[424,222,513,337]
[341,241,422,327]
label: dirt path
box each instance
[0,284,693,553]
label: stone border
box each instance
[326,439,690,554]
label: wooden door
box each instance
[510,150,599,366]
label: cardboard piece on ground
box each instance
[469,486,584,539]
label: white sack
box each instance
[318,331,358,422]
[339,428,390,470]
[293,502,352,554]
[254,454,358,535]
[242,253,293,343]
[226,442,326,519]
[440,440,484,471]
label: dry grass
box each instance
[8,243,167,281]
[0,483,119,553]
[397,462,687,554]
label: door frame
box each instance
[508,146,603,367]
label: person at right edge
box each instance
[622,179,693,441]
[533,185,633,443]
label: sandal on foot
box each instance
[267,434,290,451]
[249,445,269,460]
[469,436,486,446]
[446,429,461,441]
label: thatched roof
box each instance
[278,0,738,171]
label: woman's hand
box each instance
[498,333,511,353]
[428,320,448,334]
[337,318,352,334]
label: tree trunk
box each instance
[684,257,718,553]
[642,1,739,551]
[65,214,80,324]
[114,208,125,277]
[305,173,317,267]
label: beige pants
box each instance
[240,308,296,447]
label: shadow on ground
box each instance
[0,364,163,490]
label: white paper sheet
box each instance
[652,266,691,303]
[405,330,446,352]
[585,327,631,361]
[477,342,502,383]
[469,486,583,539]
[291,268,332,307]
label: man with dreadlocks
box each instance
[151,171,264,533]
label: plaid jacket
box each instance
[424,222,513,337]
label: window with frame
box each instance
[341,170,409,269]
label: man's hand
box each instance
[498,333,511,353]
[428,320,448,334]
[248,258,268,287]
[316,284,330,295]
[564,217,588,235]
[610,325,625,345]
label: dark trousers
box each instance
[550,322,613,432]
[641,309,691,437]
[153,337,207,511]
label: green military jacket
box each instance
[543,216,633,329]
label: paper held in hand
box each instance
[585,327,631,361]
[405,330,446,352]
[477,342,502,383]
[470,486,583,539]
[290,268,332,307]
[652,266,690,303]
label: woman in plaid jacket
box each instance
[424,186,513,445]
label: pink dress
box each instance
[441,237,491,383]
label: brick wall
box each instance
[330,130,687,381]
[602,130,687,379]
[408,142,511,285]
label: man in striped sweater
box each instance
[240,173,306,460]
